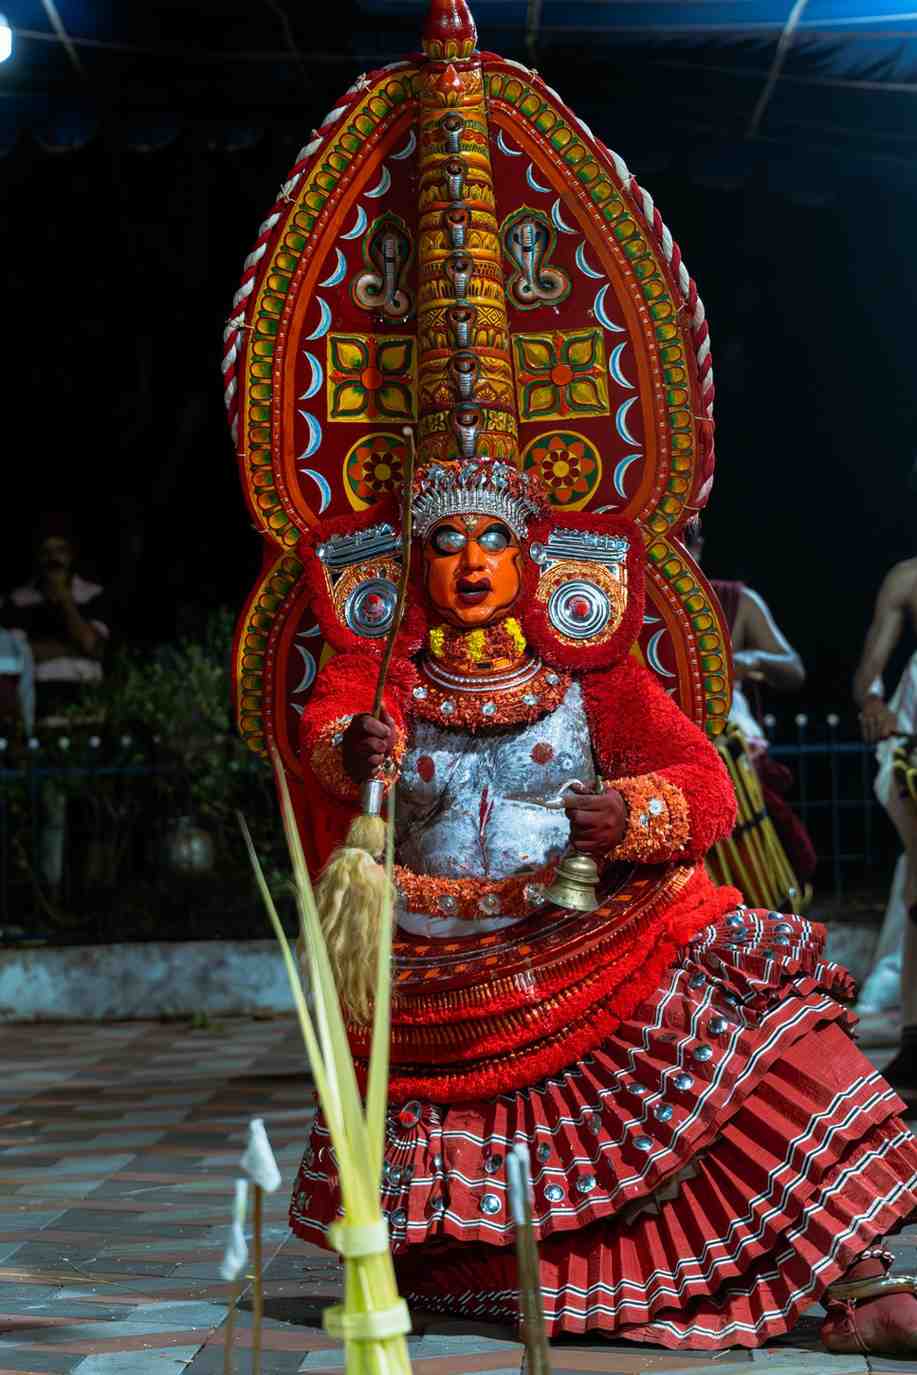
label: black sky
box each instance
[3,10,916,723]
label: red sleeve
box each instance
[581,661,736,863]
[299,652,413,803]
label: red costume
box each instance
[225,0,917,1352]
[287,503,917,1349]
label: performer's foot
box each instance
[880,1023,917,1093]
[821,1250,917,1355]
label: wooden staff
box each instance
[252,1183,264,1375]
[222,1279,241,1375]
[311,425,417,1026]
[370,425,416,723]
[507,1143,552,1375]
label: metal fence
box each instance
[0,716,901,944]
[0,729,293,945]
[763,712,898,904]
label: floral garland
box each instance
[393,863,555,923]
[607,774,691,865]
[427,618,527,668]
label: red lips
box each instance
[456,577,491,601]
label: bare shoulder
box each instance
[737,584,772,617]
[881,558,917,606]
[734,583,776,638]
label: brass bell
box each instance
[544,853,600,913]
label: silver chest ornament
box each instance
[395,681,595,882]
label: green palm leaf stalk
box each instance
[239,753,410,1375]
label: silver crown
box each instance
[411,460,542,540]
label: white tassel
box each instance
[219,1179,250,1282]
[240,1118,282,1193]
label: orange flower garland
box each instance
[606,773,691,864]
[393,863,556,923]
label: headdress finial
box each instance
[422,0,478,59]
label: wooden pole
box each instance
[252,1184,264,1375]
[370,426,416,720]
[507,1144,552,1375]
[223,1278,242,1375]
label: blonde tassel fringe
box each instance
[345,812,386,860]
[313,814,394,1024]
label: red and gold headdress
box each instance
[227,0,731,788]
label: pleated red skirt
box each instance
[290,907,917,1350]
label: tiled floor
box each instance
[0,1016,912,1375]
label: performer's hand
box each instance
[860,695,899,744]
[565,782,626,856]
[342,708,397,783]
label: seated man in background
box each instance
[0,514,110,896]
[1,514,109,726]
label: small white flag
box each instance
[240,1118,282,1193]
[219,1179,250,1282]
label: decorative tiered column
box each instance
[416,0,518,467]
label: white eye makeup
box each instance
[478,524,511,552]
[429,522,514,556]
[431,525,467,555]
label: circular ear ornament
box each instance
[547,579,613,641]
[527,522,632,653]
[317,535,404,644]
[343,577,399,638]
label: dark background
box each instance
[3,0,917,719]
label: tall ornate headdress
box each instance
[226,0,732,851]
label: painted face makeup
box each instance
[424,513,523,627]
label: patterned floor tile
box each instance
[0,1017,908,1375]
[188,1346,306,1374]
[0,1217,64,1234]
[548,1353,748,1372]
[0,1354,84,1372]
[69,1348,201,1373]
[746,1357,868,1372]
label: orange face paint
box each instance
[423,513,523,628]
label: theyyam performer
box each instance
[226,0,917,1354]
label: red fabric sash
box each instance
[349,863,740,1103]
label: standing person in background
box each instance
[0,515,110,897]
[852,554,917,1075]
[685,519,817,886]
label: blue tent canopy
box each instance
[3,0,917,185]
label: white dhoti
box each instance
[728,684,767,754]
[856,651,917,1013]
